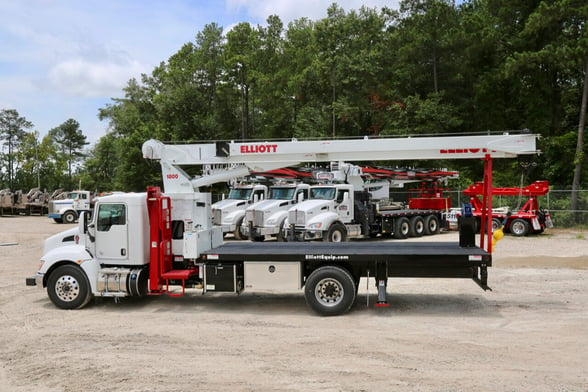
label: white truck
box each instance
[242,182,310,241]
[283,163,451,241]
[47,190,93,223]
[26,133,539,315]
[211,183,267,239]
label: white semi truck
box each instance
[47,190,93,223]
[211,183,267,239]
[27,133,539,315]
[242,182,310,241]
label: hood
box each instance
[291,199,332,214]
[248,199,292,212]
[212,199,249,209]
[44,227,79,254]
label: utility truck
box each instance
[27,132,539,316]
[242,182,310,241]
[48,190,93,223]
[284,163,456,241]
[211,183,267,239]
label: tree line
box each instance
[1,1,587,203]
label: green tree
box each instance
[0,109,33,189]
[48,119,89,188]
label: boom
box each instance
[142,133,539,192]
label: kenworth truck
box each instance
[211,183,267,239]
[242,182,310,241]
[27,132,539,316]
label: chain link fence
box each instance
[389,188,588,228]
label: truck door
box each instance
[336,190,353,223]
[94,203,129,261]
[73,192,90,211]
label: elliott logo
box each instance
[240,144,278,153]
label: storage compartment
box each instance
[204,263,243,293]
[244,262,302,291]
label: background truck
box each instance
[48,190,93,223]
[211,183,267,239]
[446,180,553,236]
[284,164,455,242]
[242,182,310,241]
[27,132,539,315]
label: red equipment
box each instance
[461,180,552,236]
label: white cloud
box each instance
[45,52,147,98]
[226,0,398,24]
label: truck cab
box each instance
[284,184,357,242]
[211,183,267,239]
[242,183,309,241]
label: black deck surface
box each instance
[204,241,488,259]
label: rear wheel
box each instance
[304,266,356,316]
[393,217,410,239]
[323,223,347,242]
[424,215,440,235]
[510,218,529,236]
[47,265,92,310]
[409,216,425,237]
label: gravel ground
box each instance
[1,216,587,391]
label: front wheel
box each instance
[276,219,287,242]
[62,211,77,224]
[47,265,93,309]
[323,223,347,242]
[304,266,356,316]
[233,216,246,240]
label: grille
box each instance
[254,210,265,226]
[289,210,305,225]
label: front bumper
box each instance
[26,272,44,287]
[288,228,323,241]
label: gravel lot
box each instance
[1,216,587,391]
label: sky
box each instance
[0,0,398,146]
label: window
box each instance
[97,204,126,232]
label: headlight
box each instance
[308,222,322,230]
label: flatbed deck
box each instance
[203,241,491,287]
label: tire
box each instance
[304,266,356,316]
[510,218,529,237]
[233,216,246,240]
[492,218,503,232]
[276,219,287,242]
[53,218,63,224]
[323,223,347,242]
[63,211,77,224]
[47,265,93,310]
[424,215,440,235]
[408,216,425,237]
[393,217,410,239]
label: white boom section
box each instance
[142,133,538,193]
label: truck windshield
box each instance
[228,188,253,200]
[67,192,81,199]
[310,187,336,200]
[269,187,295,200]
